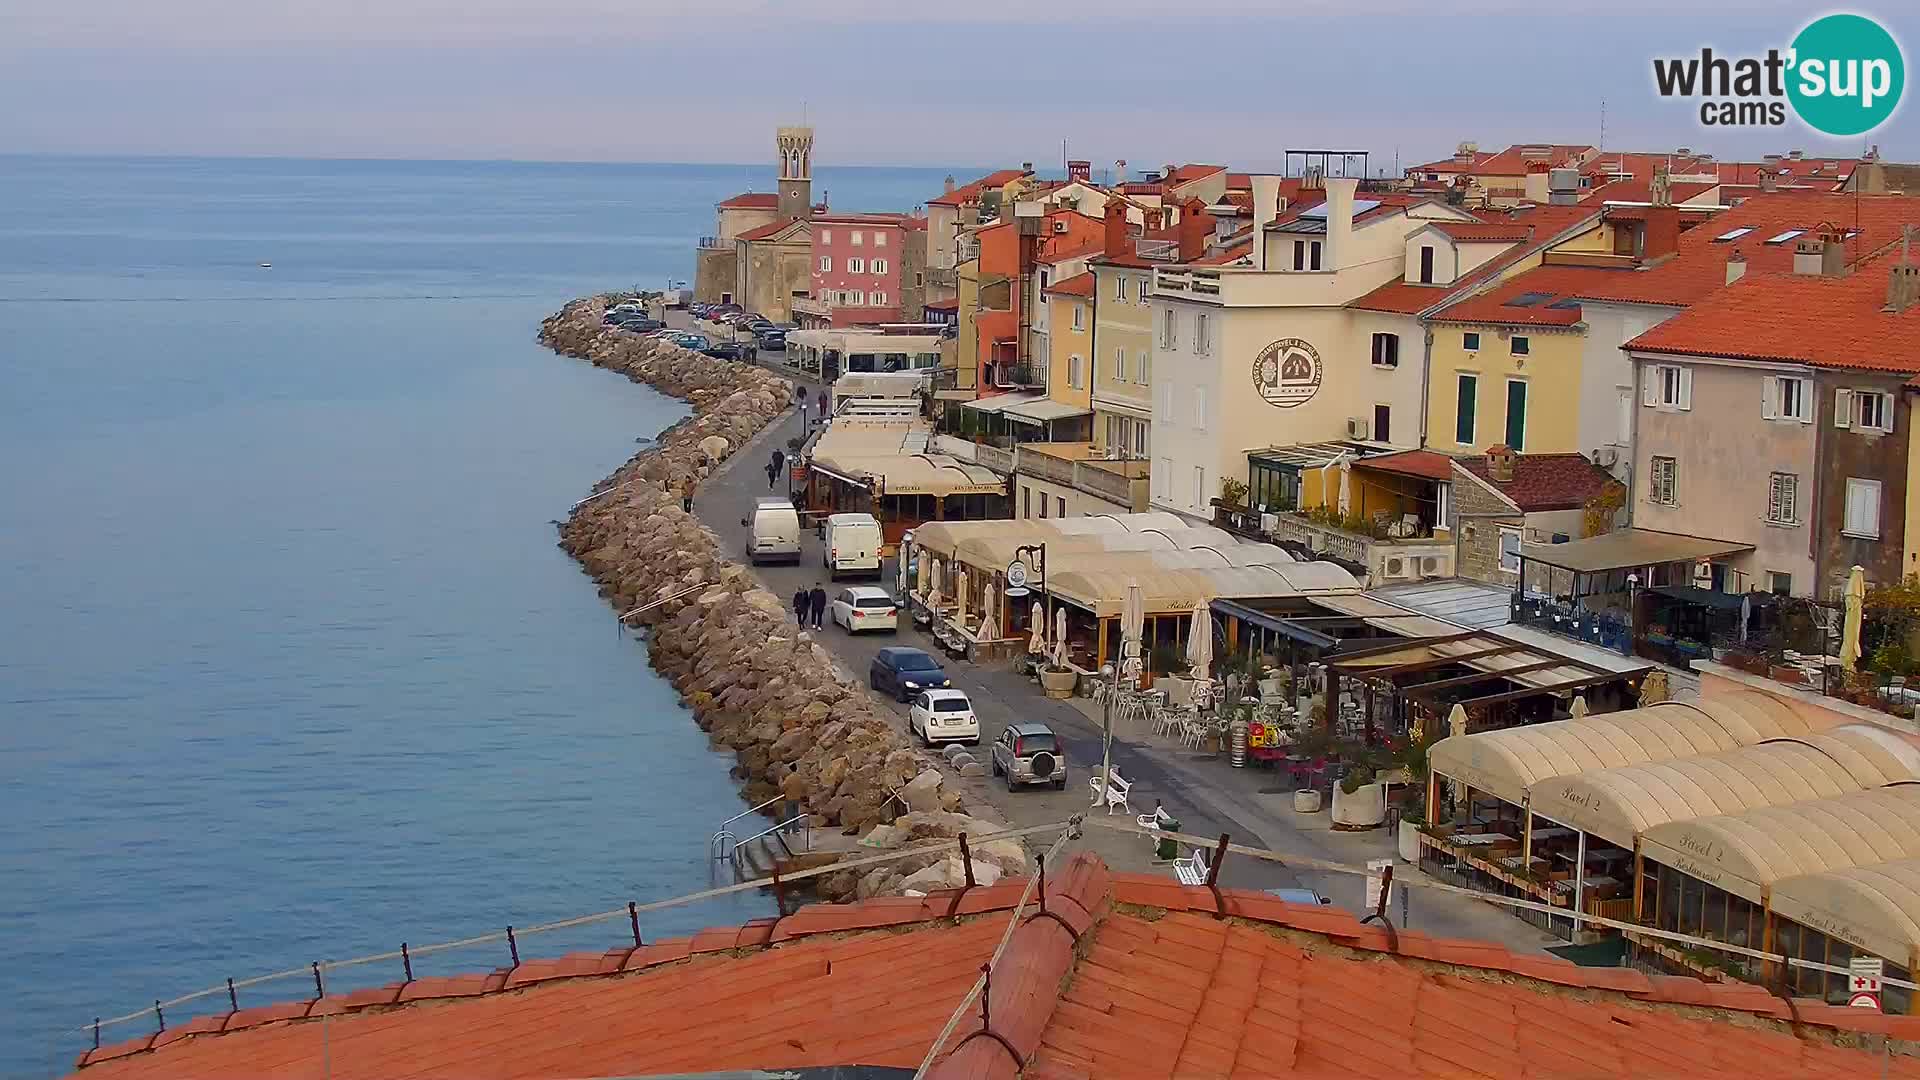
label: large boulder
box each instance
[901,768,945,813]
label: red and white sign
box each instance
[1849,957,1883,1011]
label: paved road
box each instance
[674,313,1554,950]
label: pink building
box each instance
[804,213,923,328]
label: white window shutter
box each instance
[1643,371,1660,407]
[1887,395,1897,434]
[1678,367,1693,411]
[1835,388,1853,428]
[1761,377,1778,420]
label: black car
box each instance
[755,331,787,351]
[703,342,746,360]
[868,646,951,702]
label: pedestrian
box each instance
[771,447,786,473]
[808,583,828,630]
[765,460,778,490]
[792,587,809,625]
[816,389,828,416]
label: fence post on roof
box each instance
[401,943,413,983]
[311,962,324,1000]
[959,834,977,888]
[226,978,238,1014]
[629,902,642,947]
[153,1000,164,1033]
[1206,833,1230,918]
[507,926,520,970]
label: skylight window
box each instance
[1299,199,1381,220]
[1547,298,1581,310]
[1764,230,1805,245]
[1714,227,1755,242]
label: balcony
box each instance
[790,296,831,318]
[698,235,727,250]
[1211,503,1454,585]
[988,362,1044,390]
[1014,443,1151,512]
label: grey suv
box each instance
[989,722,1067,791]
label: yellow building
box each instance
[1039,271,1095,441]
[1088,257,1155,460]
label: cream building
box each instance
[1089,258,1156,461]
[1146,178,1478,520]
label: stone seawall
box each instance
[541,297,1019,899]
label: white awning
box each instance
[959,393,1044,416]
[1003,398,1094,425]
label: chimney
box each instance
[1250,175,1282,271]
[1102,197,1129,258]
[1794,236,1826,275]
[1822,233,1847,276]
[1067,160,1090,183]
[1454,141,1477,166]
[1524,162,1550,204]
[1143,207,1163,233]
[1486,445,1516,483]
[1178,198,1213,262]
[1323,177,1358,273]
[1021,161,1034,175]
[943,174,956,196]
[1640,205,1680,262]
[1759,170,1779,193]
[1725,249,1748,285]
[1790,149,1805,160]
[1886,228,1919,313]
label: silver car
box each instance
[989,722,1067,791]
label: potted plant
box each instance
[1038,660,1078,699]
[1331,761,1386,831]
[1391,727,1437,861]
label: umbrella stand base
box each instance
[1039,668,1079,698]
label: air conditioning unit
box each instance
[1383,556,1407,580]
[1420,555,1442,577]
[1346,416,1370,440]
[1590,446,1620,467]
[1052,220,1070,234]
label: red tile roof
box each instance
[717,191,780,209]
[1582,177,1720,205]
[975,309,1016,343]
[1434,220,1536,242]
[65,854,1920,1080]
[1409,151,1496,175]
[1436,192,1920,322]
[1355,449,1457,482]
[1166,163,1227,184]
[1582,151,1719,179]
[735,216,801,242]
[1717,157,1857,188]
[1043,271,1095,297]
[1625,256,1920,372]
[1348,205,1605,317]
[1459,452,1618,511]
[928,168,1029,207]
[1472,143,1596,177]
[1225,172,1251,190]
[1194,241,1252,266]
[1349,280,1459,315]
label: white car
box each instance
[910,688,979,746]
[830,586,898,633]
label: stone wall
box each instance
[692,246,736,304]
[1452,473,1522,587]
[540,297,1023,900]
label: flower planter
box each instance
[1039,668,1078,699]
[1292,789,1323,814]
[1398,819,1422,862]
[1331,782,1387,831]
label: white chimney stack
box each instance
[1323,177,1359,273]
[1250,174,1282,271]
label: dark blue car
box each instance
[869,646,951,702]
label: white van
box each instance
[747,498,802,564]
[823,512,883,579]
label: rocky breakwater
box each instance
[540,297,1026,900]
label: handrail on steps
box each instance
[709,794,786,862]
[730,814,812,873]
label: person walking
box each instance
[808,583,828,630]
[792,586,809,626]
[765,459,779,490]
[816,388,829,418]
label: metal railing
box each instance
[697,235,727,250]
[710,794,785,863]
[728,813,813,875]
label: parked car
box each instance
[830,585,897,633]
[909,688,979,746]
[703,342,746,360]
[868,646,950,701]
[755,331,787,351]
[990,722,1067,791]
[670,333,711,350]
[1266,887,1334,906]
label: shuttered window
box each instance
[1845,478,1882,538]
[1650,456,1678,506]
[1455,374,1477,445]
[1766,472,1799,525]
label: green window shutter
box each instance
[1456,375,1477,445]
[1505,380,1528,450]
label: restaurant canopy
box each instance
[1050,562,1360,619]
[1327,628,1650,708]
[1518,528,1753,574]
[1528,725,1920,849]
[1217,592,1459,649]
[810,417,1007,497]
[910,512,1195,561]
[1641,783,1920,906]
[1426,690,1815,807]
[953,527,1264,574]
[1770,858,1920,966]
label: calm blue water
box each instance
[0,155,961,1076]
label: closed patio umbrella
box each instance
[981,585,998,640]
[1568,694,1589,719]
[927,559,941,607]
[1841,564,1866,672]
[1053,606,1070,668]
[1120,580,1145,683]
[1185,600,1213,683]
[1029,600,1045,655]
[954,567,969,628]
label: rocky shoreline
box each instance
[540,296,1026,900]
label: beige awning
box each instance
[1642,782,1920,905]
[1770,859,1920,965]
[959,392,1044,415]
[1426,689,1817,807]
[1519,528,1753,574]
[1051,562,1359,619]
[1003,398,1093,424]
[811,453,1006,497]
[1528,724,1920,849]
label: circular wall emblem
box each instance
[1252,338,1323,409]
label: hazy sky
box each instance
[2,1,1911,167]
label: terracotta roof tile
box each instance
[1457,451,1616,512]
[1043,271,1096,298]
[734,216,801,242]
[64,858,1920,1080]
[929,168,1028,207]
[717,191,779,209]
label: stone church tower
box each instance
[776,126,814,221]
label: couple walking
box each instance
[792,583,828,629]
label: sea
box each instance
[0,155,963,1077]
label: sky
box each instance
[1,0,1913,167]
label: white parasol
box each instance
[981,585,998,640]
[1053,606,1070,668]
[927,559,941,607]
[1184,600,1213,684]
[1029,600,1045,654]
[954,567,969,628]
[1841,564,1866,672]
[1120,580,1145,684]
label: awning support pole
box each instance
[1572,829,1588,940]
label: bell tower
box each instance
[777,126,814,220]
